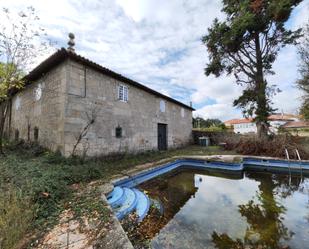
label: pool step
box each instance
[107,186,150,221]
[114,187,137,219]
[107,186,125,208]
[133,189,150,221]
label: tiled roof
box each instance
[225,114,299,125]
[224,118,253,125]
[22,48,194,111]
[283,121,309,128]
[268,114,299,121]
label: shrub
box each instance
[224,134,309,160]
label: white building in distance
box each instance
[224,114,299,134]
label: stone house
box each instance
[5,47,194,156]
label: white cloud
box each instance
[194,103,239,121]
[1,0,308,121]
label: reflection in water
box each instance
[125,169,309,249]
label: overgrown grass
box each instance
[0,142,229,248]
[0,187,34,249]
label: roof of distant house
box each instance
[21,48,194,111]
[282,121,309,128]
[225,114,299,125]
[224,118,253,125]
[268,113,299,121]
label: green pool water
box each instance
[127,169,309,249]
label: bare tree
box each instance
[71,107,98,157]
[0,7,50,154]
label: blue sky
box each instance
[2,0,309,121]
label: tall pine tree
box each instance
[297,21,309,120]
[203,0,302,138]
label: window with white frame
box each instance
[118,85,128,102]
[160,100,165,112]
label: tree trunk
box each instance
[254,33,269,139]
[0,100,9,155]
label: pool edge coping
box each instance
[109,154,309,188]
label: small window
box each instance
[34,83,42,101]
[118,85,128,102]
[181,108,185,118]
[27,124,31,141]
[115,126,122,138]
[34,127,39,141]
[14,129,19,141]
[15,96,21,110]
[160,100,165,112]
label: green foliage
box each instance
[0,63,25,101]
[297,21,309,120]
[203,0,302,135]
[192,117,224,128]
[300,103,309,120]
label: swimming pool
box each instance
[107,158,309,248]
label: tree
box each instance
[0,7,49,154]
[296,21,309,120]
[203,0,302,138]
[193,117,224,128]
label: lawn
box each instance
[0,143,233,249]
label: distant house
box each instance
[224,113,299,134]
[3,42,194,156]
[282,121,309,136]
[224,118,256,134]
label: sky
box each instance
[1,0,309,121]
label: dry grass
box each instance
[0,187,34,249]
[224,134,309,160]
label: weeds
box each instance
[224,134,309,159]
[0,187,34,249]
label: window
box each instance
[115,126,122,138]
[34,127,39,141]
[34,83,42,101]
[118,85,128,102]
[160,100,165,112]
[181,108,185,118]
[15,96,21,110]
[27,124,31,141]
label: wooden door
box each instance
[158,123,167,150]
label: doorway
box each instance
[157,123,167,150]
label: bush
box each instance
[224,134,309,160]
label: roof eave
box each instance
[22,48,195,111]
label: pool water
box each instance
[125,169,309,249]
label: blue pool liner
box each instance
[107,157,309,221]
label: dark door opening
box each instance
[158,123,167,150]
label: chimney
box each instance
[67,33,75,52]
[190,101,192,108]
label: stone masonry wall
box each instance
[63,59,192,156]
[8,62,67,151]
